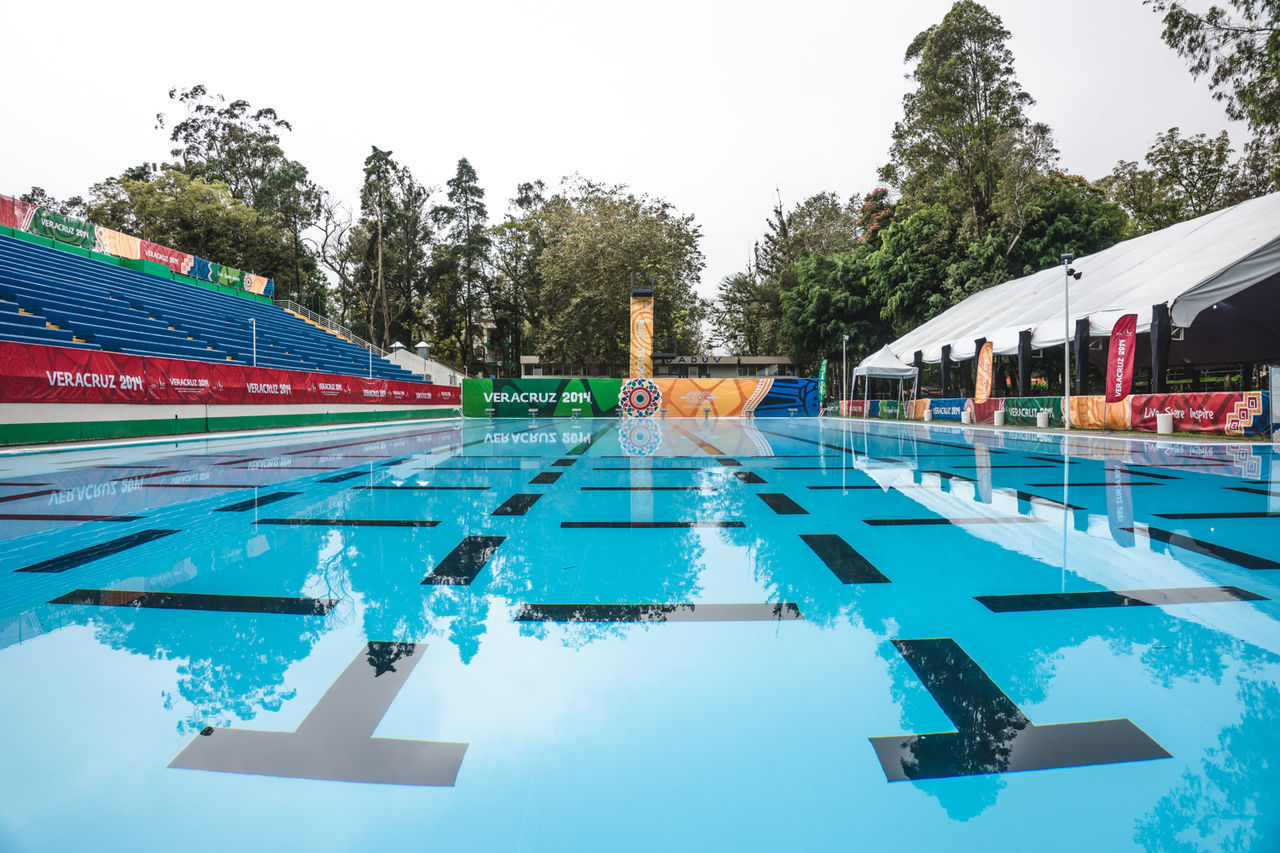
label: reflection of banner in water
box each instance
[629,292,654,379]
[618,418,663,456]
[1105,460,1134,548]
[974,444,992,503]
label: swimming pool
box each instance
[0,417,1277,851]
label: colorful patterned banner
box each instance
[652,377,820,417]
[1105,314,1138,403]
[973,341,993,405]
[629,292,654,379]
[0,196,37,231]
[1002,396,1064,427]
[27,208,96,248]
[94,226,141,260]
[1130,391,1268,436]
[139,240,192,272]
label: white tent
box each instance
[888,191,1280,364]
[853,344,919,416]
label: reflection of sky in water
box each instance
[0,418,1277,850]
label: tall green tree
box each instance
[487,180,548,376]
[880,0,1035,235]
[431,159,490,372]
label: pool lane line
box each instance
[1156,511,1280,519]
[14,529,180,573]
[256,518,442,528]
[139,483,257,489]
[492,494,542,516]
[561,521,746,529]
[799,534,890,583]
[0,488,59,504]
[580,486,720,492]
[530,472,562,485]
[975,585,1266,612]
[758,493,808,515]
[1128,526,1280,571]
[50,588,339,615]
[0,513,144,522]
[1024,481,1163,488]
[1229,486,1280,497]
[514,602,803,622]
[422,536,506,585]
[863,517,1045,526]
[319,470,371,484]
[215,491,302,512]
[868,638,1170,781]
[354,485,489,491]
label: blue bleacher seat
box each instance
[0,234,430,384]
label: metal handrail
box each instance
[275,299,387,357]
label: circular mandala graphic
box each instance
[619,377,661,418]
[619,417,663,456]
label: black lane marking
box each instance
[945,464,1055,470]
[422,536,506,585]
[758,493,808,515]
[0,513,143,522]
[379,457,411,467]
[215,491,301,512]
[716,458,741,467]
[141,483,255,489]
[864,517,1044,526]
[975,586,1266,612]
[230,465,339,471]
[868,638,1170,781]
[15,529,179,573]
[1156,511,1280,519]
[51,589,339,614]
[1004,491,1085,511]
[552,458,577,467]
[593,466,710,471]
[169,642,467,785]
[423,466,521,470]
[1123,469,1182,480]
[212,458,258,466]
[922,470,976,483]
[734,471,767,484]
[255,518,441,528]
[772,466,836,470]
[1133,526,1280,571]
[355,485,489,491]
[0,482,51,486]
[515,602,803,622]
[569,422,617,455]
[319,470,373,483]
[492,494,542,516]
[561,521,746,529]
[1026,482,1162,488]
[0,489,58,504]
[808,485,933,490]
[1025,456,1077,464]
[530,472,562,485]
[1229,487,1280,498]
[800,534,889,583]
[580,486,718,491]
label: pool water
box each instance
[1,417,1278,851]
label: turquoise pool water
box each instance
[0,417,1277,851]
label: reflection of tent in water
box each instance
[853,345,919,416]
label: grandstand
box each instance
[0,233,422,383]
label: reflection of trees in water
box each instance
[1135,674,1280,851]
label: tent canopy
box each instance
[854,344,918,378]
[888,191,1280,364]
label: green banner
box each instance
[817,359,828,398]
[463,377,623,417]
[211,263,244,288]
[878,400,900,419]
[1002,396,1064,427]
[27,207,95,248]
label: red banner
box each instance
[0,340,148,403]
[138,240,192,272]
[1105,314,1138,403]
[0,340,459,409]
[0,195,37,231]
[1131,392,1248,434]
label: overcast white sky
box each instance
[0,0,1246,300]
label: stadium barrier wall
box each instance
[0,193,274,297]
[838,390,1271,437]
[0,340,459,408]
[461,377,822,418]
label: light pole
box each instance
[842,334,848,408]
[416,341,430,380]
[1061,254,1073,431]
[249,318,256,367]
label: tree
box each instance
[532,178,707,371]
[867,204,960,335]
[781,253,888,373]
[881,1,1035,235]
[432,159,491,372]
[1147,1,1280,136]
[714,269,782,355]
[488,180,549,376]
[19,187,85,217]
